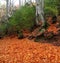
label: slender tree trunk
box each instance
[41,0,44,15]
[6,0,9,19]
[9,0,11,15]
[36,0,45,26]
[25,0,26,3]
[19,0,21,7]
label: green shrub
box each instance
[0,23,7,38]
[6,23,17,36]
[44,7,58,16]
[9,5,36,31]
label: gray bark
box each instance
[36,0,45,26]
[19,0,21,7]
[6,0,12,18]
[25,0,27,3]
[6,0,9,18]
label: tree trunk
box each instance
[19,0,21,7]
[36,0,45,26]
[6,0,9,18]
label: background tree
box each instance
[19,0,21,7]
[6,0,9,18]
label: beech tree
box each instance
[36,0,45,26]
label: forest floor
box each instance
[0,35,60,63]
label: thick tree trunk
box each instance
[36,0,45,26]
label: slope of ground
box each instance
[0,36,60,63]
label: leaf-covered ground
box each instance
[0,36,60,63]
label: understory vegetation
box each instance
[0,5,36,38]
[0,1,60,39]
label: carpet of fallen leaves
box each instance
[0,36,60,63]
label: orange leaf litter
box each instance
[0,37,60,63]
